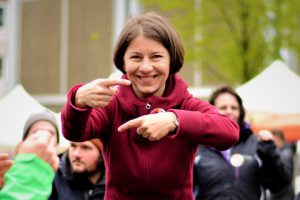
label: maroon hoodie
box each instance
[61,74,239,200]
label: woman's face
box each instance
[123,36,170,98]
[214,93,240,122]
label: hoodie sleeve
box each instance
[169,97,239,150]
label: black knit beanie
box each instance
[22,110,59,144]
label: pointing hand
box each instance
[75,78,131,108]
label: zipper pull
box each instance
[145,102,151,110]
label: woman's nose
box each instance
[140,58,153,72]
[225,108,233,114]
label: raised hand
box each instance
[257,130,274,142]
[0,153,13,189]
[118,112,177,141]
[75,78,131,108]
[17,130,60,171]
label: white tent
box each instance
[0,85,69,147]
[236,60,300,114]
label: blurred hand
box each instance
[17,130,59,171]
[257,130,274,142]
[75,78,131,108]
[0,153,13,189]
[118,112,177,141]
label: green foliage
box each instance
[139,0,300,86]
[198,0,269,85]
[140,0,197,65]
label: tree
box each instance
[139,0,200,85]
[198,0,270,85]
[267,0,300,74]
[139,0,300,86]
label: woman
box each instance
[61,12,239,199]
[193,86,291,200]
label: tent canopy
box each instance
[236,60,300,142]
[0,85,69,147]
[237,60,300,114]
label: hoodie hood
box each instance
[116,74,190,116]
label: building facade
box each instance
[0,0,141,112]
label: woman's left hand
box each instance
[118,112,177,141]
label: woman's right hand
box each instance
[75,78,131,108]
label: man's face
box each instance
[27,120,58,145]
[69,141,100,176]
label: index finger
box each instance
[0,153,13,170]
[0,160,13,176]
[101,79,131,88]
[118,118,142,132]
[0,153,10,161]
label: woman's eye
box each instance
[153,55,162,59]
[218,106,227,110]
[130,55,141,59]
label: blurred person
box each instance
[49,139,105,199]
[1,110,60,191]
[267,129,294,200]
[21,110,59,145]
[61,12,239,199]
[0,131,59,199]
[14,110,59,155]
[193,86,290,200]
[296,190,300,199]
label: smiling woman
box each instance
[61,12,239,199]
[123,36,170,98]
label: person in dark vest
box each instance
[193,86,291,200]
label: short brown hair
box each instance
[113,12,184,75]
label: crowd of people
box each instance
[0,12,297,200]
